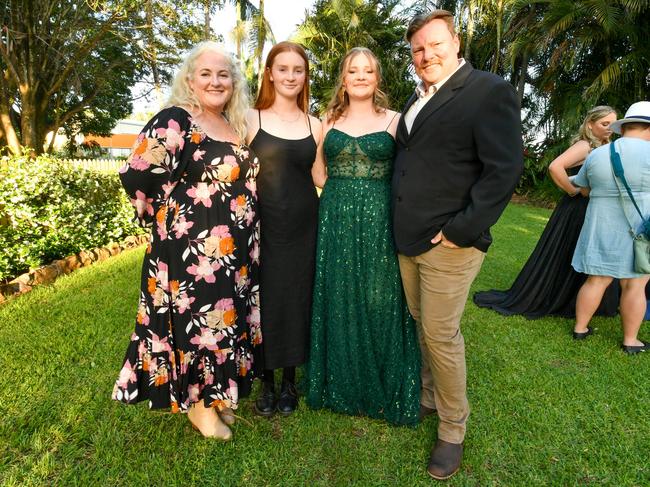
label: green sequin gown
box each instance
[305,128,421,426]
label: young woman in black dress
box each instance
[473,106,619,319]
[246,42,323,416]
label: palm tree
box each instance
[295,0,414,112]
[508,0,649,138]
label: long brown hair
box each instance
[254,42,310,112]
[326,47,389,123]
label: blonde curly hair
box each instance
[167,42,249,141]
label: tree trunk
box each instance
[204,0,211,40]
[515,49,529,107]
[492,0,503,73]
[464,0,474,60]
[146,0,161,92]
[20,95,45,155]
[256,0,266,86]
[235,0,247,60]
[0,111,21,155]
[0,79,21,154]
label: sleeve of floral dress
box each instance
[119,107,191,227]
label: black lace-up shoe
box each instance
[277,380,298,416]
[254,381,276,417]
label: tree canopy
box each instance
[1,0,648,173]
[0,0,204,155]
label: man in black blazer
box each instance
[392,10,523,480]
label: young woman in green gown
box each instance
[305,47,420,426]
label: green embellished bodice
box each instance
[324,128,395,180]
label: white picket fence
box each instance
[62,158,125,173]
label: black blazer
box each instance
[392,62,523,256]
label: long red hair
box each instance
[254,41,310,112]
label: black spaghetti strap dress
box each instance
[250,113,319,369]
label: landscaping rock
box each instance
[124,235,139,248]
[0,233,148,304]
[107,242,121,256]
[2,281,32,296]
[63,255,82,272]
[30,264,60,285]
[12,273,31,285]
[96,248,112,262]
[78,250,93,266]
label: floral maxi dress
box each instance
[112,107,262,413]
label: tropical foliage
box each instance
[437,0,650,186]
[298,0,649,193]
[0,154,143,281]
[294,0,416,114]
[1,0,648,194]
[193,0,275,88]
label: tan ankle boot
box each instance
[188,401,232,440]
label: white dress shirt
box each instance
[404,58,466,134]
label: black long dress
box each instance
[473,192,619,319]
[250,113,318,369]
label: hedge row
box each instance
[0,154,145,281]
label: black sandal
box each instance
[573,326,593,340]
[621,340,650,355]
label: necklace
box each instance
[270,108,302,123]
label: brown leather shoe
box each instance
[427,439,463,480]
[419,404,436,421]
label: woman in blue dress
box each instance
[571,102,650,353]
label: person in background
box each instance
[113,42,262,440]
[305,47,420,426]
[474,106,619,319]
[571,101,650,353]
[246,42,322,417]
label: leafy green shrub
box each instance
[0,154,145,281]
[516,137,572,206]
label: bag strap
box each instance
[609,141,650,237]
[610,142,647,222]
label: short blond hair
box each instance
[167,42,249,141]
[406,10,456,42]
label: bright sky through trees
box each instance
[132,0,314,114]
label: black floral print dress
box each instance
[112,106,262,413]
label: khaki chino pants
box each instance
[398,245,485,444]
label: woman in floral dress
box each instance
[112,42,262,440]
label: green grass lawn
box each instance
[2,203,649,486]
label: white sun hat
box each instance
[610,101,650,134]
